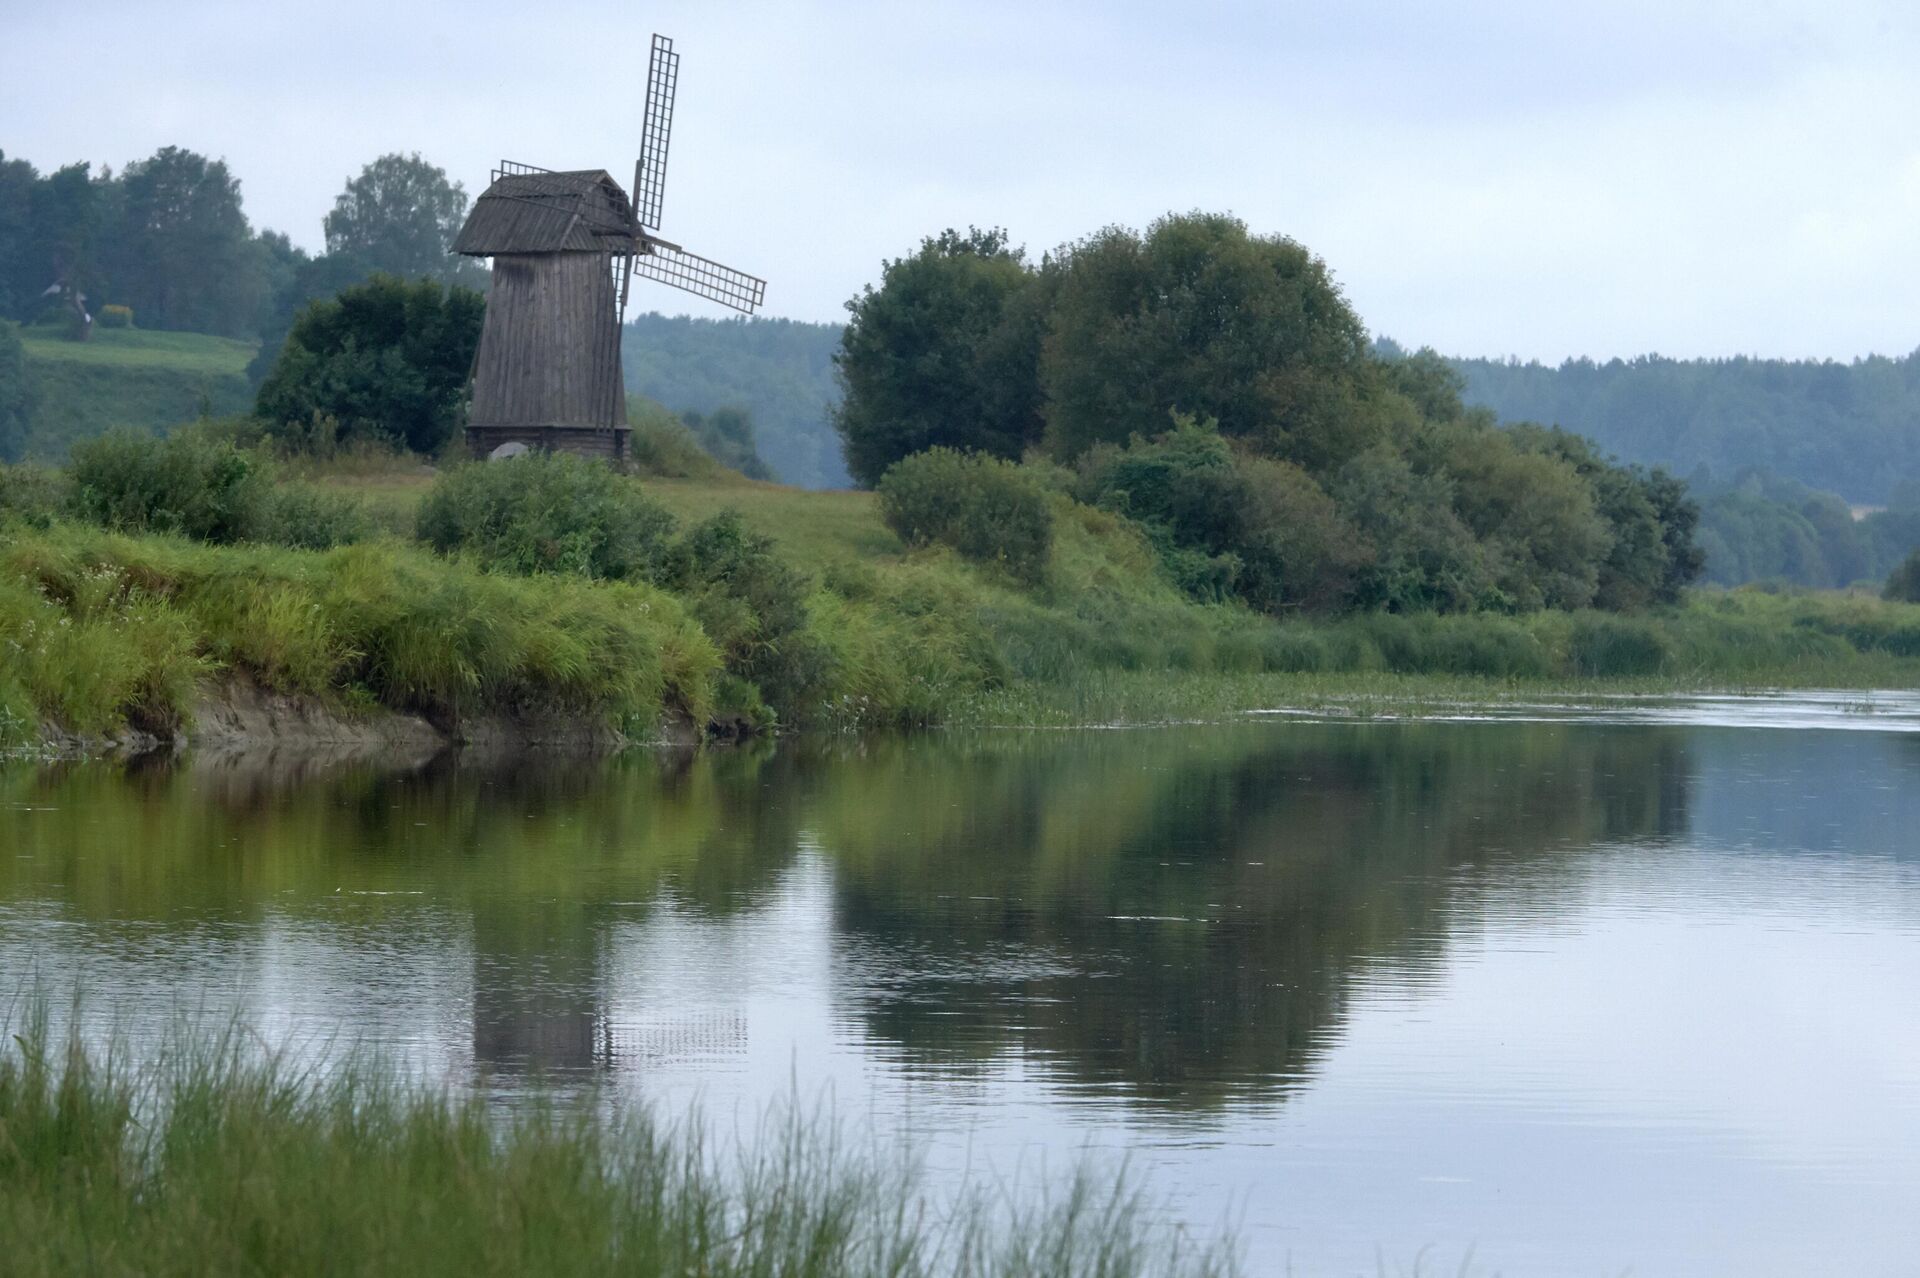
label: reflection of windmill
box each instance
[451,35,765,461]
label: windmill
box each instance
[451,34,765,461]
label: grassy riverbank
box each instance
[0,1010,1233,1278]
[5,458,1920,751]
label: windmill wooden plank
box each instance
[453,34,766,462]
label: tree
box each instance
[108,147,263,335]
[255,274,485,454]
[0,152,38,320]
[833,228,1046,486]
[323,153,481,287]
[24,162,103,333]
[1040,212,1375,470]
[1884,549,1920,603]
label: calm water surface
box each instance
[5,694,1920,1275]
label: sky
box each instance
[5,0,1919,362]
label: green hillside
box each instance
[18,328,255,459]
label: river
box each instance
[5,693,1919,1275]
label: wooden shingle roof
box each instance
[452,168,638,256]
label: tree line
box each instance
[1449,347,1920,506]
[834,218,1702,617]
[0,146,480,354]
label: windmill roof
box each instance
[452,168,638,255]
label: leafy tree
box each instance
[18,162,103,332]
[0,152,38,319]
[1041,212,1375,470]
[255,274,484,454]
[834,228,1045,486]
[323,153,481,287]
[1884,549,1920,603]
[247,250,378,385]
[1426,421,1610,611]
[106,147,264,336]
[1501,423,1703,611]
[1333,447,1492,613]
[0,320,33,461]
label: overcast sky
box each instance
[6,0,1918,362]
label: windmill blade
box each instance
[632,242,765,314]
[632,34,679,230]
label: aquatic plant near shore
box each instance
[0,1005,1239,1278]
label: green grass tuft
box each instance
[0,1004,1239,1278]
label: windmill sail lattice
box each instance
[633,35,678,231]
[450,32,765,462]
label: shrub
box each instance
[660,511,828,722]
[98,304,134,329]
[415,453,677,581]
[1074,419,1367,613]
[1884,550,1920,604]
[67,430,271,544]
[878,447,1054,584]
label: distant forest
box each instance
[1439,344,1920,587]
[620,314,848,489]
[1447,347,1920,505]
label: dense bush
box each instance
[878,448,1054,584]
[659,511,828,723]
[255,274,483,454]
[414,452,676,580]
[1074,419,1369,613]
[67,429,272,544]
[1883,550,1920,603]
[98,304,133,329]
[63,428,370,550]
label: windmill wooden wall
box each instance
[465,252,628,460]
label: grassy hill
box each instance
[19,328,255,460]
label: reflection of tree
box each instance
[1,722,1691,1109]
[805,724,1691,1113]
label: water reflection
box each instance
[5,709,1919,1273]
[3,723,1689,1104]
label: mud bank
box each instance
[26,678,675,761]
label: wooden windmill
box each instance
[452,35,765,461]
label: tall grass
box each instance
[0,525,718,747]
[0,1006,1237,1278]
